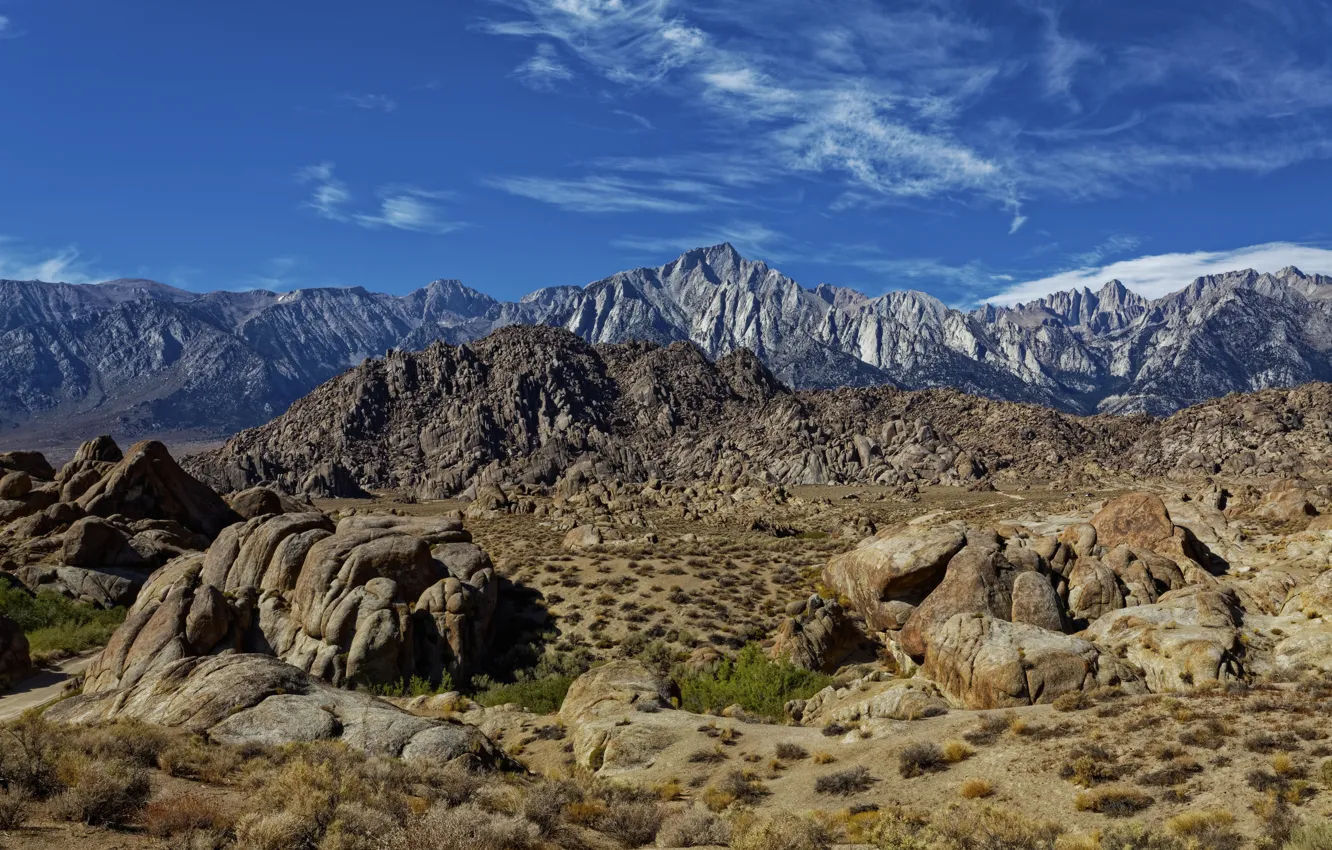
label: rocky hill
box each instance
[6,246,1332,445]
[183,325,1332,499]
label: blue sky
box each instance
[5,0,1332,306]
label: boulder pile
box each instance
[821,492,1258,709]
[0,438,238,606]
[83,510,499,692]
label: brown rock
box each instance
[1091,493,1174,551]
[0,473,31,501]
[823,525,967,631]
[76,441,239,539]
[900,545,1013,659]
[1066,558,1125,623]
[1010,571,1065,632]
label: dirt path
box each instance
[0,654,96,721]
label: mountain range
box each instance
[4,243,1332,446]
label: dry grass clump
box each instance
[703,768,767,810]
[942,740,974,763]
[959,778,994,799]
[730,809,829,850]
[655,805,729,847]
[811,750,836,765]
[814,766,875,796]
[1053,691,1095,712]
[1285,820,1332,850]
[1072,786,1154,817]
[1164,809,1243,850]
[392,802,539,850]
[862,804,1061,850]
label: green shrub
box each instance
[364,674,451,698]
[0,585,125,662]
[1286,821,1332,850]
[674,644,831,721]
[473,675,575,714]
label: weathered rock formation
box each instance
[47,654,506,765]
[83,510,498,692]
[0,438,236,606]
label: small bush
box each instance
[520,778,581,835]
[51,757,152,825]
[811,751,835,765]
[898,742,944,778]
[145,791,229,837]
[963,714,1010,746]
[776,742,809,761]
[960,778,994,799]
[814,766,874,796]
[234,811,312,850]
[655,806,729,847]
[399,802,538,850]
[0,787,29,830]
[472,675,575,714]
[675,644,832,721]
[1074,786,1154,817]
[597,800,664,847]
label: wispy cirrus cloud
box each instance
[339,93,398,112]
[990,241,1332,304]
[296,164,464,234]
[483,174,712,213]
[613,221,790,261]
[475,0,1332,233]
[0,237,109,283]
[512,43,574,90]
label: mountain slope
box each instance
[5,247,1332,445]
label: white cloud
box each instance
[0,15,9,36]
[0,237,107,283]
[339,93,398,112]
[1069,233,1142,266]
[475,0,1332,229]
[513,43,575,89]
[484,174,709,212]
[296,164,463,234]
[612,221,789,261]
[989,241,1332,305]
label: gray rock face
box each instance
[46,653,507,766]
[7,249,1332,443]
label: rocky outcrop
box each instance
[900,546,1014,659]
[559,660,681,774]
[46,654,506,766]
[767,596,864,672]
[823,525,966,631]
[922,613,1132,708]
[84,511,498,692]
[1082,587,1244,692]
[0,438,234,606]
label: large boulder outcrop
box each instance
[922,613,1129,709]
[47,654,506,765]
[899,545,1013,659]
[823,525,967,631]
[83,511,498,692]
[1083,586,1244,692]
[1281,569,1332,619]
[0,438,236,607]
[1010,571,1065,632]
[558,660,683,775]
[76,440,238,538]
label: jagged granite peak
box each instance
[6,248,1332,445]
